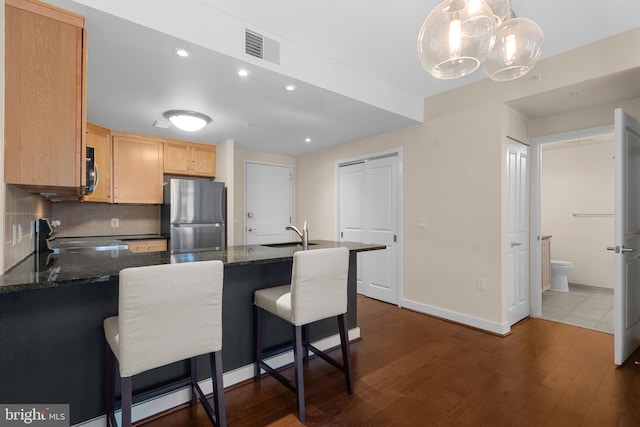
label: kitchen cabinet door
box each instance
[4,0,86,199]
[164,141,216,177]
[84,123,112,203]
[191,143,216,177]
[112,132,164,204]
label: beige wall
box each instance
[214,139,235,245]
[529,97,640,138]
[233,149,296,245]
[297,103,508,327]
[541,140,615,289]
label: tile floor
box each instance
[541,283,614,334]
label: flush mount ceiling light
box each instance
[163,110,212,132]
[237,68,249,77]
[285,84,297,91]
[417,0,543,81]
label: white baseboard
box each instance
[73,327,361,427]
[401,298,510,335]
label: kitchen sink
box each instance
[261,241,318,248]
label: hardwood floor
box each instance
[139,295,640,426]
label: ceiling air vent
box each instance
[244,28,280,65]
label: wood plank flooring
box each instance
[139,295,640,426]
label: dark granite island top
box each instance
[0,240,385,425]
[0,240,385,294]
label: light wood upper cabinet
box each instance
[164,141,216,177]
[112,132,164,204]
[84,123,112,203]
[4,0,86,199]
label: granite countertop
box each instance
[0,240,386,294]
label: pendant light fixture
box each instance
[481,16,544,81]
[417,0,543,82]
[163,110,212,132]
[417,0,496,79]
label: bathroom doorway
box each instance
[534,128,615,333]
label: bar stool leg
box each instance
[190,357,198,407]
[121,376,133,427]
[293,325,306,422]
[254,306,263,381]
[211,350,227,427]
[302,324,310,363]
[105,347,116,427]
[338,314,354,394]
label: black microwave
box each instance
[85,146,96,195]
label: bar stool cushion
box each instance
[104,261,223,377]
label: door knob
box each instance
[622,246,636,253]
[510,241,522,247]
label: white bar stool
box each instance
[253,247,353,422]
[104,261,226,427]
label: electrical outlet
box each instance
[417,218,426,229]
[476,277,487,291]
[111,218,119,228]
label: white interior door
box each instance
[507,139,530,325]
[339,154,400,304]
[245,162,292,245]
[613,109,640,365]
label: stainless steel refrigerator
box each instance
[161,177,226,253]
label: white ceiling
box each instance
[45,0,640,156]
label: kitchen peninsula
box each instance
[0,240,384,425]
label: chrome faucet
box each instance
[286,221,309,250]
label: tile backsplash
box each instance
[3,185,51,270]
[52,202,160,237]
[3,185,161,272]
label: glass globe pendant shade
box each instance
[163,110,212,132]
[417,0,496,79]
[481,17,544,81]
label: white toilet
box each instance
[550,260,573,292]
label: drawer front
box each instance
[129,240,167,253]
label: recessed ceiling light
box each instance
[285,84,297,91]
[163,110,212,132]
[174,47,192,58]
[237,68,249,77]
[304,138,311,143]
